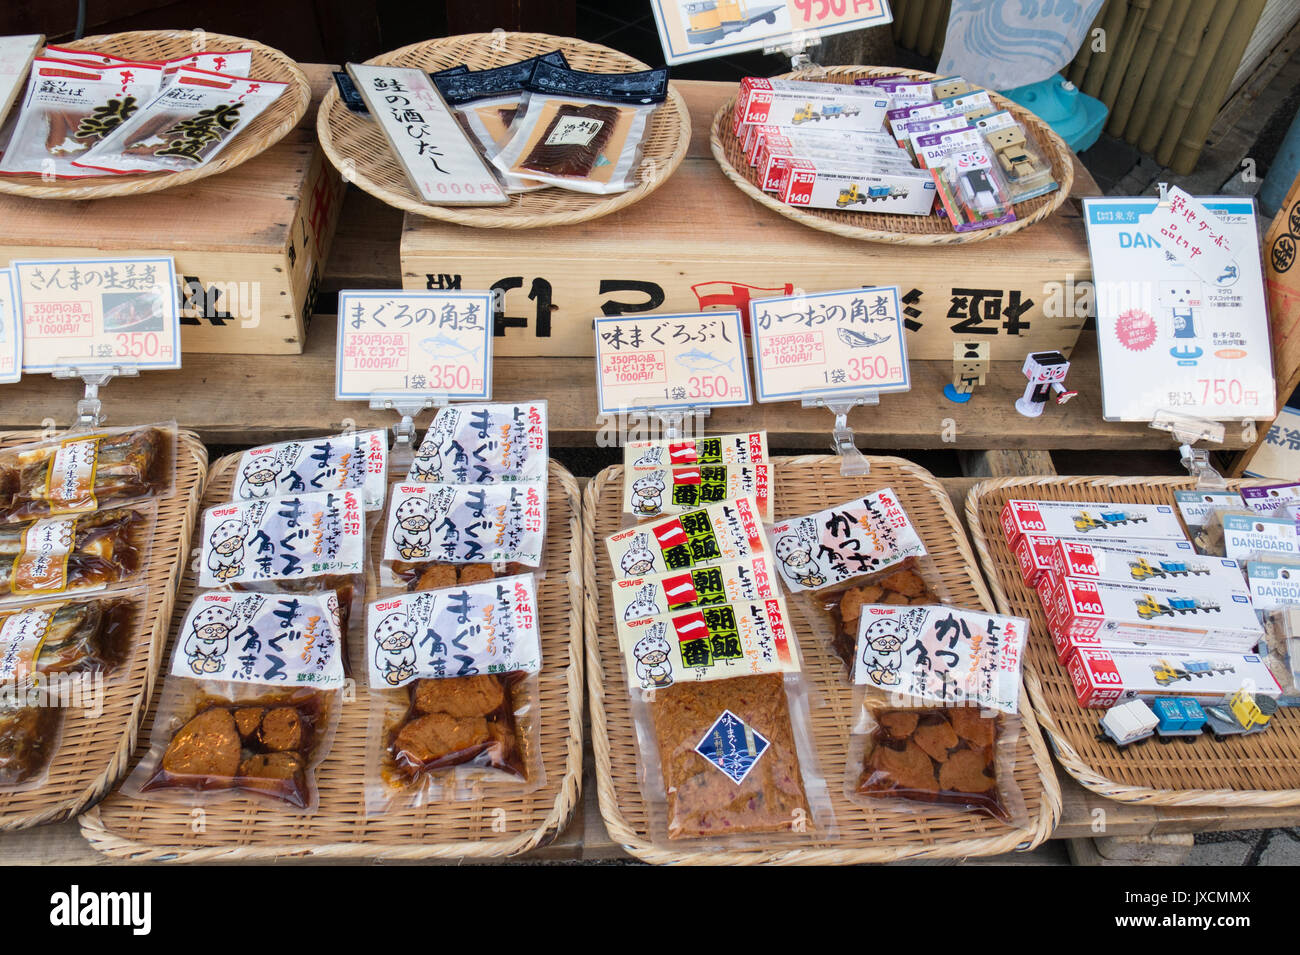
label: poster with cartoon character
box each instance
[170,591,345,688]
[769,488,926,593]
[406,401,548,484]
[852,604,1026,714]
[611,555,782,621]
[616,597,800,692]
[623,431,769,472]
[364,574,541,688]
[1083,194,1274,421]
[235,430,388,511]
[384,482,545,566]
[198,491,367,589]
[606,496,767,581]
[621,463,772,521]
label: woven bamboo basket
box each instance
[0,30,311,201]
[316,32,691,229]
[80,454,584,861]
[967,474,1300,807]
[710,66,1075,245]
[0,429,207,830]
[585,455,1062,864]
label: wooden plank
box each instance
[959,450,1056,478]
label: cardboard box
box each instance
[999,499,1188,548]
[1066,646,1281,708]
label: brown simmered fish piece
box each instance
[31,598,133,675]
[258,707,304,752]
[393,712,491,772]
[520,103,620,178]
[0,705,62,786]
[412,675,505,718]
[4,427,166,520]
[155,708,242,781]
[233,707,265,740]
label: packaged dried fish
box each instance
[0,425,173,523]
[491,60,667,195]
[0,58,163,178]
[0,593,138,675]
[0,504,152,599]
[73,67,287,175]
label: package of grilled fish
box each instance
[235,429,388,512]
[491,60,667,195]
[408,401,548,485]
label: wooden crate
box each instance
[0,64,344,355]
[400,83,1093,361]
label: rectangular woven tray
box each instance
[967,475,1300,807]
[79,454,584,860]
[585,455,1061,863]
[0,428,207,830]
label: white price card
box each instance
[593,309,751,414]
[0,35,41,123]
[14,256,181,373]
[748,286,910,402]
[335,290,493,402]
[0,268,20,384]
[649,0,892,66]
[1145,186,1236,287]
[347,63,508,206]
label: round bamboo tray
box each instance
[586,455,1062,864]
[0,429,207,830]
[967,474,1300,807]
[80,455,584,861]
[317,32,691,229]
[0,30,311,201]
[710,66,1076,245]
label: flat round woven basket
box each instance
[0,30,311,201]
[317,32,691,229]
[711,66,1075,245]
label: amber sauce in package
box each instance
[122,590,346,810]
[0,58,163,178]
[491,60,667,195]
[847,604,1031,824]
[363,573,545,811]
[73,66,287,175]
[0,502,154,600]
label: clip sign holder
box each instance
[649,0,892,66]
[1149,409,1228,489]
[750,285,911,476]
[0,268,19,385]
[594,309,751,441]
[336,289,494,468]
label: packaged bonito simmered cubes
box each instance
[769,488,927,593]
[623,431,769,471]
[611,555,781,622]
[236,430,388,512]
[623,463,772,522]
[199,490,366,589]
[605,497,767,580]
[384,482,546,567]
[407,402,548,484]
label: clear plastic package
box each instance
[973,110,1059,202]
[407,401,548,484]
[0,502,154,601]
[916,125,1016,232]
[234,429,388,512]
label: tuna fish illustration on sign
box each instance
[420,333,483,362]
[676,348,737,372]
[837,328,891,349]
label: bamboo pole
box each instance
[920,0,951,60]
[1151,0,1240,164]
[1081,0,1134,99]
[1165,0,1268,172]
[1108,0,1173,135]
[1097,0,1152,112]
[1067,1,1111,87]
[1122,0,1191,145]
[1137,0,1215,154]
[896,0,928,52]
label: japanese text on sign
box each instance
[0,268,19,384]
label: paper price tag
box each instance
[1146,186,1237,287]
[0,269,20,384]
[14,256,181,373]
[749,285,910,402]
[336,290,493,402]
[649,0,892,65]
[594,310,751,414]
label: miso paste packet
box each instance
[235,429,388,512]
[407,401,548,484]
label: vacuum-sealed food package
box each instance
[407,401,548,484]
[0,592,138,675]
[365,573,544,809]
[623,431,769,471]
[122,590,345,809]
[605,496,767,580]
[0,425,174,523]
[623,463,773,522]
[383,481,545,571]
[235,429,388,511]
[73,67,287,175]
[822,559,943,671]
[611,554,781,622]
[0,504,152,599]
[0,703,62,789]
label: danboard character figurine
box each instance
[1014,350,1077,418]
[1158,279,1204,363]
[944,340,990,403]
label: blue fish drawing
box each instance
[837,328,890,349]
[676,348,736,372]
[420,334,483,361]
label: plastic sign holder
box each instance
[632,397,713,443]
[1150,408,1227,489]
[52,363,140,430]
[803,394,876,477]
[367,391,452,472]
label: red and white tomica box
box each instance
[999,499,1188,549]
[1066,646,1281,708]
[736,77,890,132]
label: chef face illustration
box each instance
[409,436,443,481]
[619,533,657,576]
[633,628,674,689]
[623,583,662,621]
[206,518,248,582]
[373,613,417,686]
[776,534,825,587]
[392,497,434,560]
[861,616,904,686]
[632,444,665,468]
[238,457,283,499]
[630,474,666,516]
[183,605,236,674]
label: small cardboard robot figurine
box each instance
[1015,350,1077,418]
[943,340,990,403]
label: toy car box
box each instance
[735,77,890,133]
[756,135,917,193]
[777,157,936,216]
[999,498,1188,548]
[1067,646,1281,708]
[1049,539,1243,589]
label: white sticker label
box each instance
[545,115,605,147]
[408,402,548,484]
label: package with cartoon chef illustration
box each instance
[234,430,388,511]
[623,431,770,472]
[615,596,835,846]
[622,463,772,522]
[846,603,1030,823]
[605,496,767,581]
[769,488,927,594]
[611,554,781,623]
[121,590,346,810]
[406,401,548,485]
[363,573,545,810]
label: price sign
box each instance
[14,256,181,373]
[594,309,751,414]
[335,290,493,402]
[749,285,909,402]
[0,269,20,384]
[650,0,892,65]
[1146,186,1236,287]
